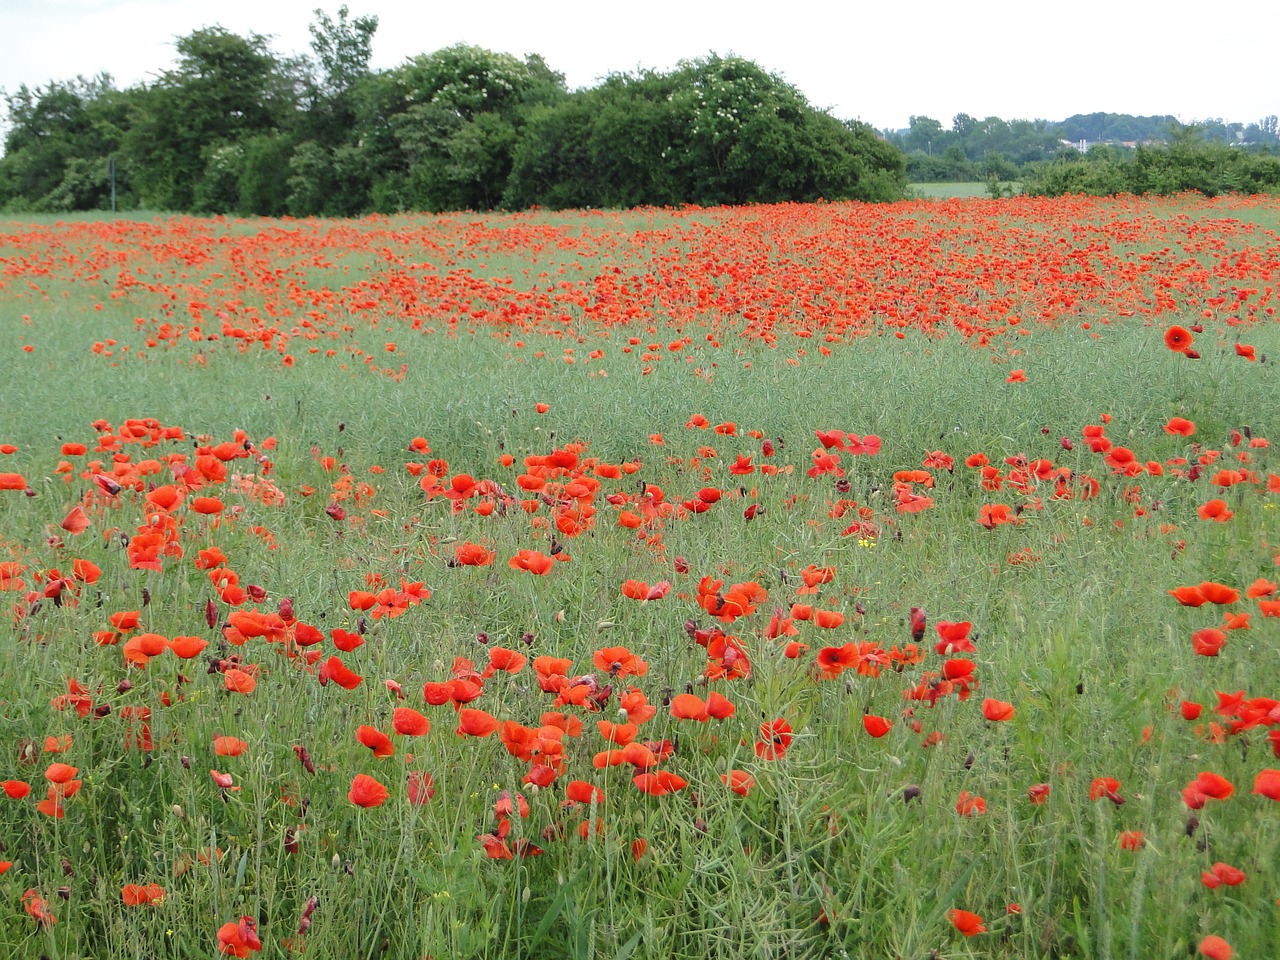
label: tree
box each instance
[382,44,567,211]
[124,27,303,211]
[0,75,139,211]
[308,5,378,99]
[901,115,950,155]
[507,54,905,209]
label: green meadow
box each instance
[0,196,1278,959]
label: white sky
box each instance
[1,0,1275,131]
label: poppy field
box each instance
[2,194,1280,959]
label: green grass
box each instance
[0,197,1278,959]
[909,181,1023,198]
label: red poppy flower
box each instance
[356,725,395,758]
[981,698,1015,721]
[456,709,499,738]
[1197,581,1239,605]
[1197,499,1233,522]
[1089,777,1124,804]
[216,916,262,956]
[22,888,56,926]
[121,882,166,906]
[1253,769,1280,800]
[722,770,755,796]
[755,717,793,760]
[213,736,248,757]
[347,773,389,808]
[947,908,985,936]
[1164,325,1194,352]
[223,668,257,695]
[592,646,648,678]
[320,655,363,690]
[508,549,554,575]
[1118,830,1145,850]
[392,707,430,736]
[862,714,893,738]
[1200,862,1246,888]
[566,780,605,804]
[455,542,495,566]
[1198,934,1232,960]
[633,770,688,796]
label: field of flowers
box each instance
[1,194,1279,959]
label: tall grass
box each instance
[0,196,1278,959]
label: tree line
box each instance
[887,112,1280,185]
[1,6,1277,213]
[0,7,905,215]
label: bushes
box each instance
[1023,136,1280,198]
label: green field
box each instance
[908,181,1023,198]
[0,196,1278,959]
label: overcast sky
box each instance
[2,0,1276,131]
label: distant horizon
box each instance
[0,0,1274,135]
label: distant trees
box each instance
[1021,129,1280,197]
[893,112,1066,183]
[0,12,904,214]
[4,10,1275,213]
[887,110,1280,190]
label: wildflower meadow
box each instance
[1,193,1279,959]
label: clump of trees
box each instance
[0,7,906,214]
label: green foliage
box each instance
[124,27,304,211]
[308,4,378,99]
[508,56,905,209]
[1056,111,1178,144]
[379,45,567,212]
[894,113,1064,170]
[0,75,134,211]
[1022,129,1280,198]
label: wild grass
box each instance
[0,196,1277,959]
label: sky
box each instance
[1,0,1276,132]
